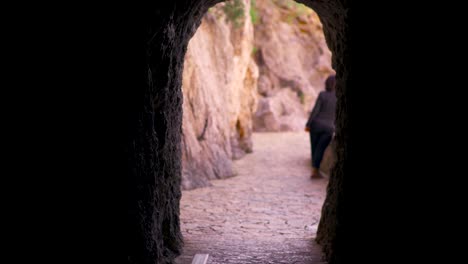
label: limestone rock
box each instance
[252,0,334,132]
[181,0,258,189]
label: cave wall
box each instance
[127,0,349,263]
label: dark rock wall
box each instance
[127,1,349,263]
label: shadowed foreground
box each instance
[175,132,328,263]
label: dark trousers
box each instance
[309,130,333,169]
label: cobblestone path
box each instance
[175,132,328,264]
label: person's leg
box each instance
[310,131,324,178]
[313,132,333,170]
[310,131,320,167]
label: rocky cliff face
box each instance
[181,0,258,190]
[252,0,334,132]
[181,0,335,189]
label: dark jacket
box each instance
[306,91,337,133]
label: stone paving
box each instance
[175,132,328,264]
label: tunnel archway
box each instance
[127,0,349,263]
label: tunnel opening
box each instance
[178,0,338,263]
[127,0,349,263]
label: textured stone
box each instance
[252,0,335,132]
[175,133,328,263]
[127,0,349,263]
[181,0,258,190]
[253,88,308,132]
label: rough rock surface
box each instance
[252,0,334,132]
[175,132,328,264]
[181,0,258,190]
[126,0,350,262]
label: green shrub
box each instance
[252,46,258,55]
[250,0,259,25]
[222,0,245,28]
[298,90,305,104]
[274,0,313,24]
